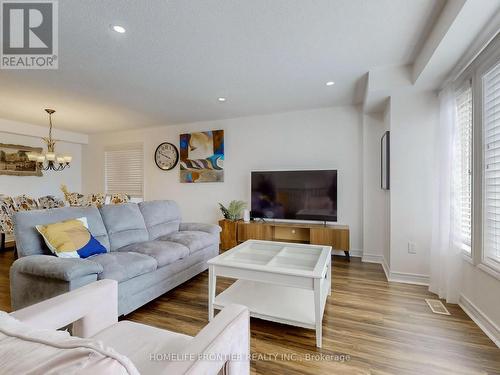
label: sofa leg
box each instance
[0,233,5,252]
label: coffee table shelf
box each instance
[208,240,332,347]
[213,279,329,329]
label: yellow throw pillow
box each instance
[36,218,106,258]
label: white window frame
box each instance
[451,33,500,278]
[454,78,474,257]
[104,143,145,199]
[478,48,500,278]
[465,33,500,279]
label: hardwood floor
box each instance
[1,249,499,374]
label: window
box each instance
[104,144,144,198]
[455,82,473,252]
[483,61,500,266]
[451,34,500,276]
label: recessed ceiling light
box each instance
[112,25,126,33]
[326,81,335,86]
[217,97,227,102]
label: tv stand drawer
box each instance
[274,226,309,242]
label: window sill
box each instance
[477,262,500,281]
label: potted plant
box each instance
[218,200,247,221]
[218,200,247,251]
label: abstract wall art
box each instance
[179,129,224,183]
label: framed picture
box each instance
[0,143,43,177]
[179,130,224,183]
[381,131,390,190]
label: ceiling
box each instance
[0,0,445,133]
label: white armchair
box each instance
[7,280,250,374]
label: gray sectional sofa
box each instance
[10,200,220,315]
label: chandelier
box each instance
[27,109,72,171]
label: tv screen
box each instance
[251,170,337,222]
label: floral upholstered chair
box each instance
[0,203,14,235]
[1,194,65,252]
[109,193,130,205]
[0,197,17,251]
[61,185,105,208]
[38,195,66,209]
[61,184,85,207]
[13,195,39,211]
[85,193,105,208]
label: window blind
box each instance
[456,82,473,251]
[105,144,144,197]
[483,61,500,264]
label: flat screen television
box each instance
[251,170,337,222]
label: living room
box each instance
[0,1,499,374]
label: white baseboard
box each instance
[361,253,384,263]
[361,253,429,286]
[333,249,362,258]
[387,271,429,286]
[459,294,500,348]
[381,257,390,281]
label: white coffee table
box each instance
[207,240,332,348]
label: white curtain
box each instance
[429,87,463,303]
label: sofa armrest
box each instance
[164,304,250,375]
[11,279,118,338]
[11,255,103,281]
[180,222,221,235]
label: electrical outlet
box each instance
[408,242,417,254]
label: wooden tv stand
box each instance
[218,220,350,260]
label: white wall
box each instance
[362,112,389,262]
[389,90,438,281]
[0,123,83,198]
[83,106,364,253]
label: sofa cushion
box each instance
[12,254,103,281]
[91,252,157,283]
[179,222,221,235]
[160,230,219,255]
[139,200,181,240]
[14,207,110,257]
[100,203,149,251]
[117,240,189,267]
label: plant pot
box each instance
[218,219,239,251]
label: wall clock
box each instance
[154,142,179,171]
